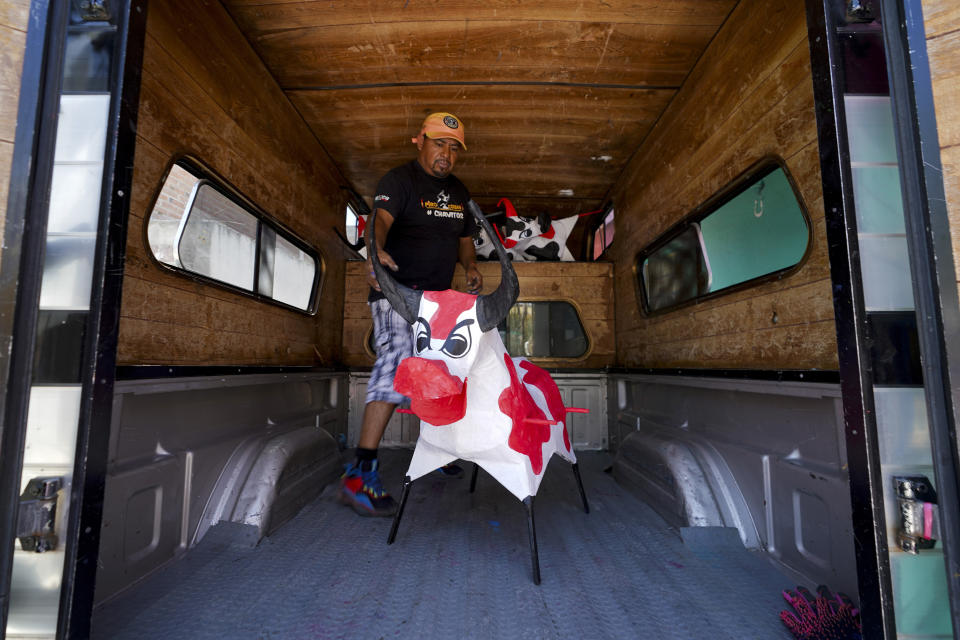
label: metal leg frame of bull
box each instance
[370,201,590,585]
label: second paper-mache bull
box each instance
[368,200,576,502]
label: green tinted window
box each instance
[638,163,809,314]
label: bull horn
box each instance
[468,200,519,332]
[366,209,422,325]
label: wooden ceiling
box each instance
[224,1,738,219]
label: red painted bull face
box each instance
[412,290,481,379]
[393,290,483,426]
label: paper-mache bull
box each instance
[370,200,589,584]
[474,198,577,262]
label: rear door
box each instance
[0,1,144,638]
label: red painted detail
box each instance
[577,208,604,217]
[344,476,364,493]
[503,237,518,248]
[396,408,415,415]
[519,360,571,452]
[394,357,467,426]
[541,226,556,240]
[498,354,551,474]
[498,197,518,218]
[523,418,555,426]
[356,215,367,238]
[423,290,477,339]
[566,407,589,413]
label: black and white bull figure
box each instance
[475,198,577,262]
[371,200,588,583]
[370,200,578,499]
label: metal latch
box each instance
[894,475,940,554]
[17,477,64,553]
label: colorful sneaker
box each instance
[338,460,397,517]
[436,463,464,478]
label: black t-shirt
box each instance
[368,160,476,302]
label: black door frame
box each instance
[805,0,960,636]
[880,0,960,633]
[0,1,147,638]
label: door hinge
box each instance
[894,474,940,554]
[17,476,64,553]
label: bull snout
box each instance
[394,357,467,426]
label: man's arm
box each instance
[459,236,482,294]
[366,208,397,292]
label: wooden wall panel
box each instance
[240,20,717,89]
[342,261,614,369]
[225,1,737,30]
[923,1,960,301]
[0,2,29,261]
[119,0,352,366]
[224,1,739,251]
[287,83,672,218]
[607,0,837,371]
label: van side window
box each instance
[636,161,810,314]
[367,300,589,360]
[498,301,589,359]
[592,205,615,260]
[345,202,362,247]
[146,159,322,313]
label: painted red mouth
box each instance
[394,357,467,426]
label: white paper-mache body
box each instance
[394,289,576,501]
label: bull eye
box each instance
[520,228,533,239]
[414,319,431,354]
[441,327,471,358]
[416,333,430,353]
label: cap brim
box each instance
[424,130,467,150]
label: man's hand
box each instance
[464,262,482,294]
[367,250,398,292]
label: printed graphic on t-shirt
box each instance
[422,189,464,219]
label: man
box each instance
[340,112,483,516]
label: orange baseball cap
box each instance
[412,112,467,150]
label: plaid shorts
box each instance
[366,298,414,405]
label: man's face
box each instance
[417,135,462,178]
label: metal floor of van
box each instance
[92,450,797,639]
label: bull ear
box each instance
[469,200,519,332]
[366,209,422,325]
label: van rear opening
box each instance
[2,0,958,637]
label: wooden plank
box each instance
[288,85,672,129]
[121,275,315,344]
[0,25,26,144]
[346,260,612,278]
[613,6,808,232]
[922,0,960,39]
[225,1,737,30]
[639,278,835,345]
[118,317,316,366]
[0,1,30,29]
[122,1,371,366]
[138,43,343,248]
[942,144,960,288]
[146,0,344,188]
[289,84,673,201]
[343,258,615,368]
[250,21,716,89]
[616,41,815,245]
[603,0,834,370]
[928,29,960,148]
[633,320,838,370]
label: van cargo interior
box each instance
[1,0,958,638]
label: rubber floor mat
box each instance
[91,449,796,639]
